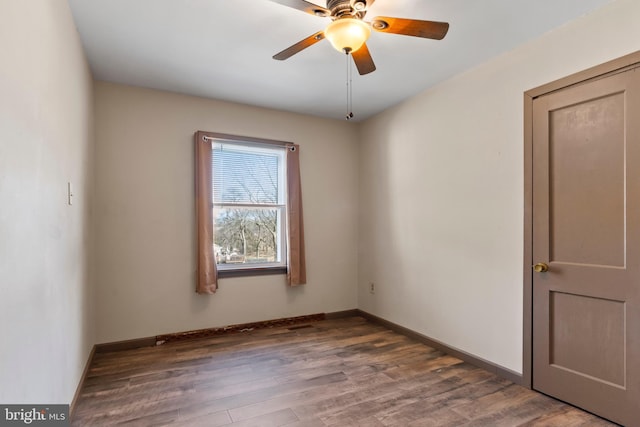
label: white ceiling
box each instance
[68,0,613,121]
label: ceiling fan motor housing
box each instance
[327,0,365,18]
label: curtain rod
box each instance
[201,133,295,150]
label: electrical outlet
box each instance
[369,282,375,294]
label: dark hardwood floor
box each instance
[72,317,616,426]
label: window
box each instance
[212,141,286,271]
[195,131,305,292]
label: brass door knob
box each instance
[533,263,549,273]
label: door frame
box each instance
[522,50,640,389]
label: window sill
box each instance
[217,266,287,279]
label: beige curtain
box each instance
[195,132,217,294]
[286,144,306,285]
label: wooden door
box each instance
[532,68,640,426]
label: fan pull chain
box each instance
[345,52,354,120]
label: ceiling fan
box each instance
[270,0,450,75]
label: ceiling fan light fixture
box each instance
[324,18,371,53]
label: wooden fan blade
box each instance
[371,17,449,40]
[273,31,325,60]
[268,0,330,17]
[352,43,376,75]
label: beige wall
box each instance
[0,1,94,403]
[93,82,359,343]
[358,0,640,374]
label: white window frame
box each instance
[211,138,288,273]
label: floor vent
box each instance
[288,324,313,330]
